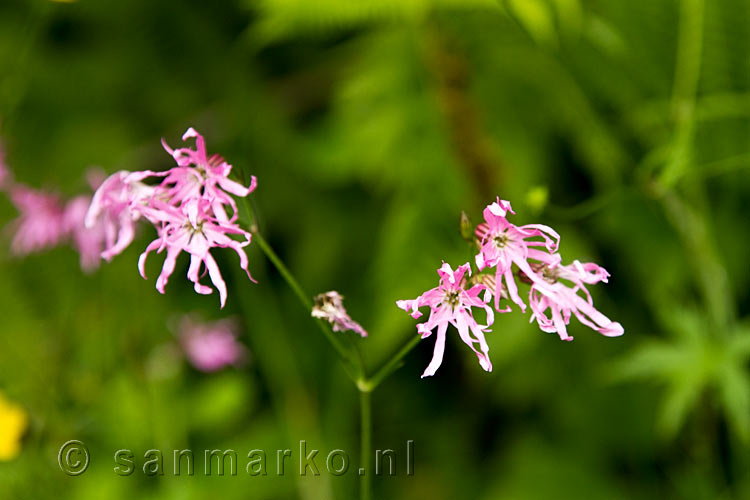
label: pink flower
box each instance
[85,171,160,261]
[312,291,368,337]
[475,198,560,313]
[6,186,66,255]
[527,260,624,340]
[160,127,257,222]
[85,127,257,307]
[64,195,106,272]
[178,315,247,372]
[397,262,494,377]
[138,198,254,308]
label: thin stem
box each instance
[546,186,635,221]
[251,230,311,309]
[243,197,420,389]
[659,191,732,329]
[238,194,362,380]
[359,389,372,500]
[364,334,422,391]
[654,0,732,327]
[251,229,361,376]
[659,0,704,187]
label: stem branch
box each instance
[365,334,422,391]
[239,195,362,380]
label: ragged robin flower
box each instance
[526,260,624,340]
[398,262,494,377]
[87,128,257,307]
[475,198,560,313]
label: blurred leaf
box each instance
[616,308,750,440]
[253,0,499,43]
[508,0,557,47]
[190,372,256,431]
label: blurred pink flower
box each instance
[475,198,560,313]
[2,160,107,271]
[528,260,624,340]
[6,186,66,255]
[138,198,254,308]
[0,143,9,189]
[397,262,494,377]
[312,291,368,337]
[178,315,247,372]
[63,169,127,272]
[64,195,106,272]
[85,170,159,261]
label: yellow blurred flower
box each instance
[0,392,28,461]
[525,185,549,216]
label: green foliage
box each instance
[0,0,749,498]
[616,309,750,440]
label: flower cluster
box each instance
[399,197,623,377]
[1,129,256,307]
[86,128,257,307]
[0,151,109,272]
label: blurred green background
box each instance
[1,0,749,498]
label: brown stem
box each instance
[423,26,502,202]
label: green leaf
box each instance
[717,362,750,441]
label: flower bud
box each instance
[460,211,474,242]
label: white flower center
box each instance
[185,219,205,235]
[443,290,460,308]
[493,230,511,248]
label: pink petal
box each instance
[204,253,228,308]
[155,246,182,294]
[421,323,448,378]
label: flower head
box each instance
[397,262,494,377]
[528,260,624,340]
[177,315,247,372]
[312,291,368,337]
[160,127,257,222]
[138,197,254,308]
[6,186,66,255]
[85,170,160,261]
[475,198,560,313]
[86,127,258,307]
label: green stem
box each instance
[238,189,424,500]
[252,228,362,378]
[659,0,704,187]
[659,191,732,329]
[654,0,732,327]
[251,230,312,309]
[364,334,422,392]
[546,186,634,221]
[250,212,423,388]
[239,194,362,380]
[359,389,372,500]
